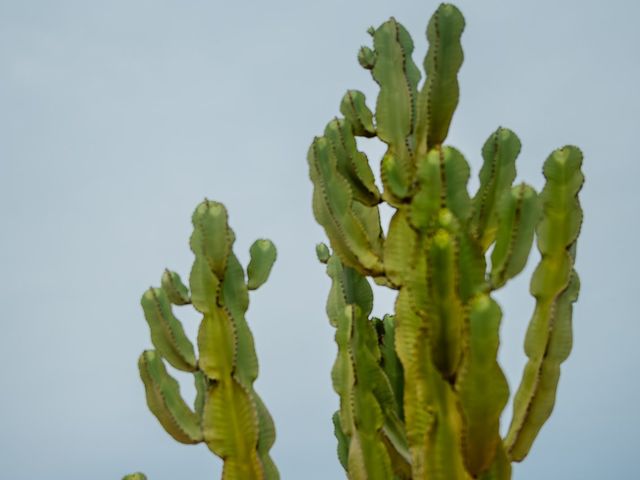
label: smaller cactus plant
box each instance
[132,199,279,479]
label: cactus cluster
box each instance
[132,200,279,479]
[125,3,583,479]
[308,3,583,479]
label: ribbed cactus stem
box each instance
[309,2,584,478]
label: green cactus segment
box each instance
[490,183,541,289]
[506,146,584,461]
[247,239,277,290]
[377,315,404,419]
[316,242,331,264]
[141,287,196,372]
[326,255,403,479]
[410,147,471,229]
[471,128,520,250]
[161,269,191,305]
[427,229,465,378]
[138,350,203,444]
[371,18,421,199]
[122,474,147,480]
[415,3,465,154]
[456,295,509,475]
[340,90,376,138]
[358,46,376,70]
[384,209,418,288]
[202,378,263,479]
[324,118,381,206]
[193,370,207,418]
[308,136,384,276]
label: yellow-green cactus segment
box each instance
[427,229,465,379]
[410,147,471,230]
[340,90,376,138]
[122,474,147,480]
[372,18,421,200]
[455,295,509,476]
[308,136,384,276]
[247,239,277,291]
[358,46,376,70]
[161,269,191,305]
[490,183,541,289]
[140,287,196,372]
[138,350,203,444]
[323,117,381,206]
[505,146,584,461]
[470,128,520,251]
[415,3,465,154]
[383,209,418,288]
[202,378,263,479]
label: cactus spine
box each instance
[135,200,279,479]
[309,3,584,479]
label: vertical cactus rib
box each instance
[140,287,196,372]
[415,3,465,154]
[455,295,509,475]
[490,183,541,289]
[505,146,584,461]
[371,18,421,200]
[247,239,277,291]
[138,350,203,444]
[470,128,520,251]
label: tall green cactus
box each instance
[125,3,583,479]
[309,3,583,479]
[133,199,279,479]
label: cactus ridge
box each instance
[308,3,584,478]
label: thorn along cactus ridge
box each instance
[308,3,583,480]
[126,4,583,479]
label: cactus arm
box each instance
[247,239,277,291]
[371,18,420,201]
[308,136,384,275]
[161,269,191,305]
[415,3,465,154]
[377,315,404,419]
[324,117,381,206]
[122,474,147,480]
[138,350,203,444]
[410,147,471,230]
[340,90,376,138]
[455,295,509,476]
[470,128,520,250]
[505,146,584,461]
[140,287,196,372]
[193,370,207,418]
[490,183,541,289]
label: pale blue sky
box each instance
[1,1,638,478]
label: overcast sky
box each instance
[1,1,638,479]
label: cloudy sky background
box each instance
[1,1,638,478]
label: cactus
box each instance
[133,199,279,479]
[309,3,583,479]
[125,3,583,479]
